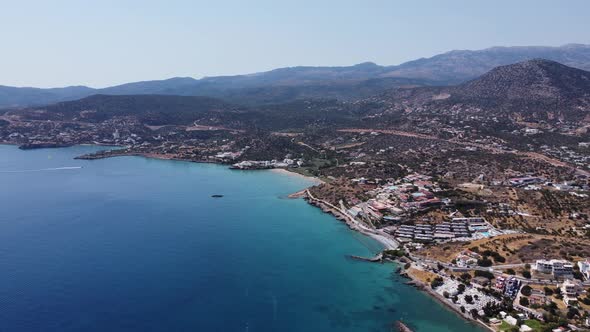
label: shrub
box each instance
[474,270,494,279]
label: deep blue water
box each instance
[0,145,484,332]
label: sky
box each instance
[1,0,589,88]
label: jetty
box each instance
[348,252,383,262]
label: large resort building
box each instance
[534,259,574,278]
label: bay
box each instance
[0,145,484,332]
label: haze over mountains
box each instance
[11,59,590,130]
[2,44,590,108]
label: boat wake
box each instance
[0,166,82,173]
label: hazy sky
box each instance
[1,0,589,88]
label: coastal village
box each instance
[307,170,590,332]
[1,62,589,331]
[2,112,590,331]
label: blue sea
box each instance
[0,145,484,332]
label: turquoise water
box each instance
[0,145,484,332]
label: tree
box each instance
[519,297,530,307]
[474,270,494,279]
[478,258,493,267]
[464,295,473,304]
[522,270,531,279]
[566,307,580,319]
[506,268,516,275]
[543,287,553,296]
[457,283,466,294]
[430,277,444,289]
[521,285,532,296]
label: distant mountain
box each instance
[380,59,590,121]
[99,70,435,105]
[452,59,590,104]
[13,59,590,131]
[0,85,94,109]
[384,44,590,83]
[2,44,590,108]
[17,94,236,125]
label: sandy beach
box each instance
[269,168,324,184]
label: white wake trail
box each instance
[0,166,82,173]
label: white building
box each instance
[561,280,580,307]
[504,316,518,326]
[578,259,590,280]
[535,259,573,278]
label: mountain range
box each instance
[11,59,590,129]
[2,44,590,108]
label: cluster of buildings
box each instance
[395,224,434,242]
[231,158,303,170]
[347,174,446,226]
[508,174,590,193]
[392,217,501,244]
[455,249,481,267]
[539,144,590,170]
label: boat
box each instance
[211,194,224,198]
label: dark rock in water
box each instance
[211,194,224,198]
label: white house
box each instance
[504,316,518,326]
[578,259,590,280]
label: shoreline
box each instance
[402,269,495,332]
[269,168,324,185]
[6,143,489,330]
[304,189,399,250]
